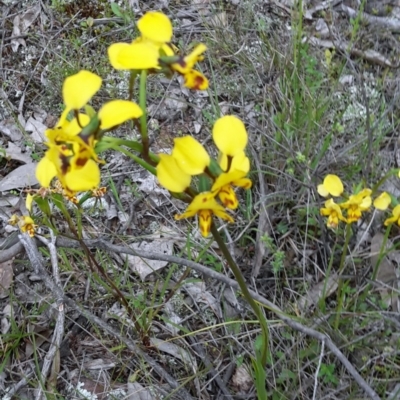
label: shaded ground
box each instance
[1,0,400,399]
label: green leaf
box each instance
[110,2,123,18]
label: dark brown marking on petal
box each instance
[75,157,88,167]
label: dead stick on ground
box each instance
[18,234,195,400]
[35,232,65,400]
[68,237,379,400]
[13,235,380,399]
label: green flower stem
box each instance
[109,144,156,175]
[139,69,150,163]
[334,223,352,330]
[210,223,269,366]
[99,137,159,164]
[128,70,138,101]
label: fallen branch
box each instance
[308,36,396,68]
[10,234,381,399]
[339,4,400,33]
[57,237,380,400]
[19,234,195,400]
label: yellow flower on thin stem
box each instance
[384,204,400,226]
[175,192,234,237]
[108,11,172,71]
[320,198,347,229]
[317,174,344,197]
[340,189,372,223]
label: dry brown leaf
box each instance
[183,281,222,318]
[25,116,47,143]
[232,365,252,392]
[0,118,24,141]
[0,163,39,191]
[127,236,174,280]
[127,382,155,400]
[150,337,197,372]
[5,142,32,164]
[298,273,339,312]
[11,4,41,52]
[0,260,13,299]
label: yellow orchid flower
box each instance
[373,192,391,210]
[175,192,234,237]
[320,198,347,229]
[212,152,252,209]
[384,204,400,226]
[108,11,172,71]
[157,154,191,193]
[170,44,209,89]
[317,174,344,197]
[172,136,210,175]
[18,216,37,237]
[212,116,248,157]
[340,189,372,223]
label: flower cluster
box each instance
[8,214,37,237]
[156,115,252,237]
[108,11,208,90]
[35,70,142,196]
[318,174,397,228]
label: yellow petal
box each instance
[63,114,91,136]
[26,194,34,212]
[217,185,239,210]
[384,204,400,226]
[172,136,210,175]
[173,44,207,74]
[137,12,172,44]
[157,154,191,192]
[63,70,102,110]
[65,159,100,192]
[213,115,247,156]
[323,174,344,197]
[317,184,330,197]
[212,169,247,192]
[36,157,57,187]
[108,43,131,69]
[98,100,143,129]
[183,70,209,90]
[116,42,160,70]
[374,192,391,210]
[233,177,252,189]
[198,210,213,237]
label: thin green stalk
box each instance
[109,144,156,175]
[210,224,269,366]
[139,69,150,162]
[334,223,352,330]
[128,70,138,101]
